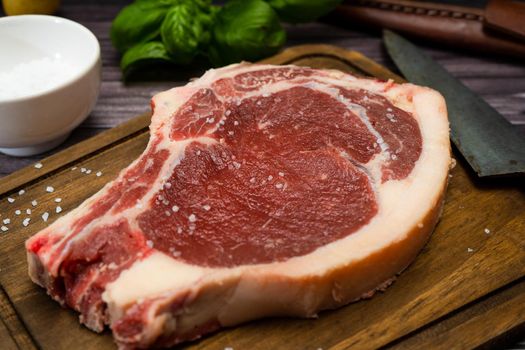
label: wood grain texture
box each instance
[0,319,18,350]
[385,278,525,350]
[1,0,525,176]
[0,286,37,350]
[0,44,524,350]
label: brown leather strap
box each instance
[330,0,525,58]
[485,0,525,41]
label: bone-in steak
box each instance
[26,64,450,349]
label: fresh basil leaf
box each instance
[111,0,215,54]
[208,0,286,67]
[136,0,212,9]
[111,2,170,53]
[266,0,343,23]
[120,41,173,78]
[160,3,216,64]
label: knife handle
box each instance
[485,0,525,42]
[329,0,525,59]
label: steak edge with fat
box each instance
[26,63,450,349]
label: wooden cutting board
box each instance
[0,45,524,350]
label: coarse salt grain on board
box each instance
[46,186,54,193]
[25,63,450,349]
[31,200,38,207]
[54,198,62,203]
[42,212,50,222]
[34,163,43,169]
[22,218,30,227]
[7,197,15,203]
[1,226,8,232]
[18,190,25,196]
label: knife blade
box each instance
[383,29,525,177]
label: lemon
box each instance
[2,0,61,15]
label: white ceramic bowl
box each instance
[0,15,101,156]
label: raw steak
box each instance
[26,63,450,349]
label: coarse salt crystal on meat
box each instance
[25,63,450,349]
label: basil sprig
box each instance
[111,0,342,78]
